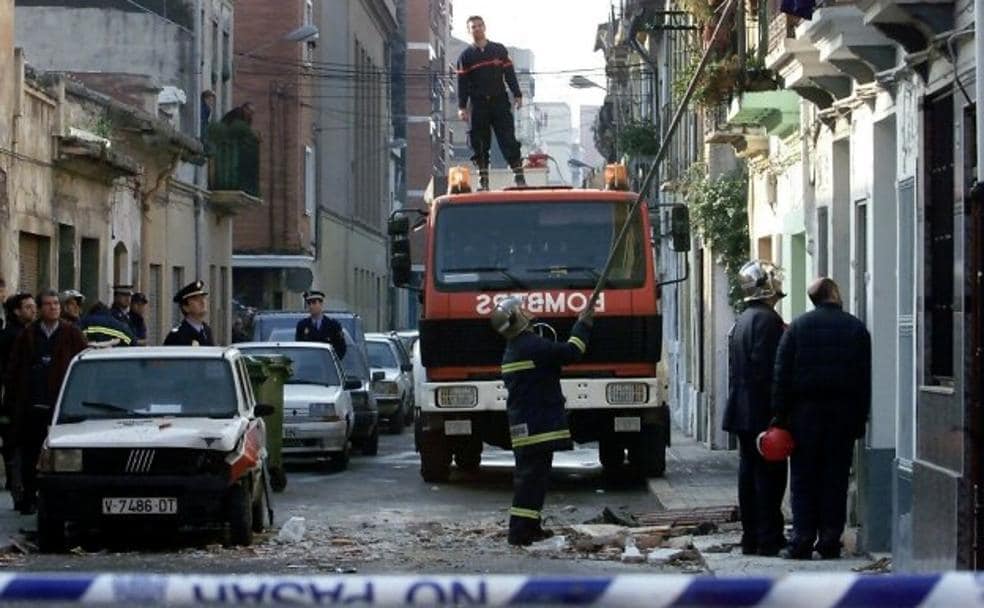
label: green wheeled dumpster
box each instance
[245,354,292,492]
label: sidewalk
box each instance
[647,427,884,575]
[647,429,738,511]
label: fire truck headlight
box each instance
[436,386,478,408]
[606,383,649,405]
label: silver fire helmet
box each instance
[738,260,786,302]
[489,296,531,339]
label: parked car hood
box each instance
[284,384,344,409]
[47,418,248,451]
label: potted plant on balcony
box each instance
[695,54,741,107]
[741,56,780,92]
[620,121,661,158]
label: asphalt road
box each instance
[1,429,663,575]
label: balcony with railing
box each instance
[206,122,262,214]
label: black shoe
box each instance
[508,534,534,547]
[478,178,490,191]
[532,527,554,541]
[779,544,813,560]
[816,544,841,559]
[514,173,527,187]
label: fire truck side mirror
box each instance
[670,204,691,252]
[389,216,412,287]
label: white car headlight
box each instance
[372,380,400,396]
[436,386,478,408]
[606,383,649,405]
[52,448,83,473]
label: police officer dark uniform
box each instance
[723,260,788,556]
[295,290,346,359]
[491,296,593,546]
[110,285,133,330]
[164,280,214,346]
[457,15,526,190]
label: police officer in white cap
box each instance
[164,280,213,346]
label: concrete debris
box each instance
[701,543,737,553]
[583,507,640,527]
[276,516,306,543]
[568,524,628,548]
[647,548,685,565]
[666,535,694,550]
[525,535,568,554]
[852,557,892,573]
[621,538,644,563]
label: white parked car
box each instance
[365,334,414,434]
[236,342,354,470]
[37,347,273,552]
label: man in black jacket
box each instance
[772,277,871,559]
[0,294,35,500]
[457,15,525,190]
[295,291,346,360]
[723,260,788,556]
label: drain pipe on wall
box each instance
[193,192,203,279]
[976,0,984,174]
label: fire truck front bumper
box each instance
[417,377,662,413]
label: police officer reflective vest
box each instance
[501,320,591,452]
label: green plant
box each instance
[673,52,741,108]
[88,113,114,139]
[679,0,715,22]
[620,122,660,157]
[682,162,750,307]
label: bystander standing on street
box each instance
[0,294,36,502]
[129,292,149,345]
[772,277,872,560]
[59,290,84,326]
[723,260,788,556]
[4,290,86,514]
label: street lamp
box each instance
[239,24,320,57]
[569,75,607,90]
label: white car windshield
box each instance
[366,341,397,369]
[58,359,237,421]
[239,347,341,386]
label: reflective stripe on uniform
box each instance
[509,506,541,520]
[84,326,132,345]
[501,360,535,374]
[568,336,586,354]
[511,429,571,448]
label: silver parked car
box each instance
[365,334,414,434]
[235,342,354,470]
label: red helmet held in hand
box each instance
[757,427,794,462]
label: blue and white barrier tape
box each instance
[0,573,979,606]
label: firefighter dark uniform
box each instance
[457,41,524,187]
[79,307,135,347]
[498,304,592,545]
[295,290,347,359]
[164,280,214,346]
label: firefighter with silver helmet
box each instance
[722,260,789,556]
[491,296,593,546]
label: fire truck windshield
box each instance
[434,200,646,291]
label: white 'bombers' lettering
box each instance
[475,292,606,315]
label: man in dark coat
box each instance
[492,296,593,546]
[295,291,346,359]
[723,260,788,556]
[772,277,871,559]
[128,292,149,345]
[5,290,86,513]
[164,280,214,346]
[456,15,526,189]
[0,294,36,500]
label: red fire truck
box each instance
[388,165,671,482]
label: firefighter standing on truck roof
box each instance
[457,15,526,191]
[491,296,593,546]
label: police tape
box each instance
[0,572,979,606]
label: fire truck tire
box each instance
[454,439,483,473]
[598,439,626,470]
[627,423,666,478]
[37,493,66,554]
[420,438,452,482]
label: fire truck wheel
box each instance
[627,423,667,478]
[598,439,626,470]
[420,437,452,482]
[454,439,483,473]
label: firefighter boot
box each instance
[512,166,527,187]
[478,167,490,191]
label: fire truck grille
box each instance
[419,315,661,369]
